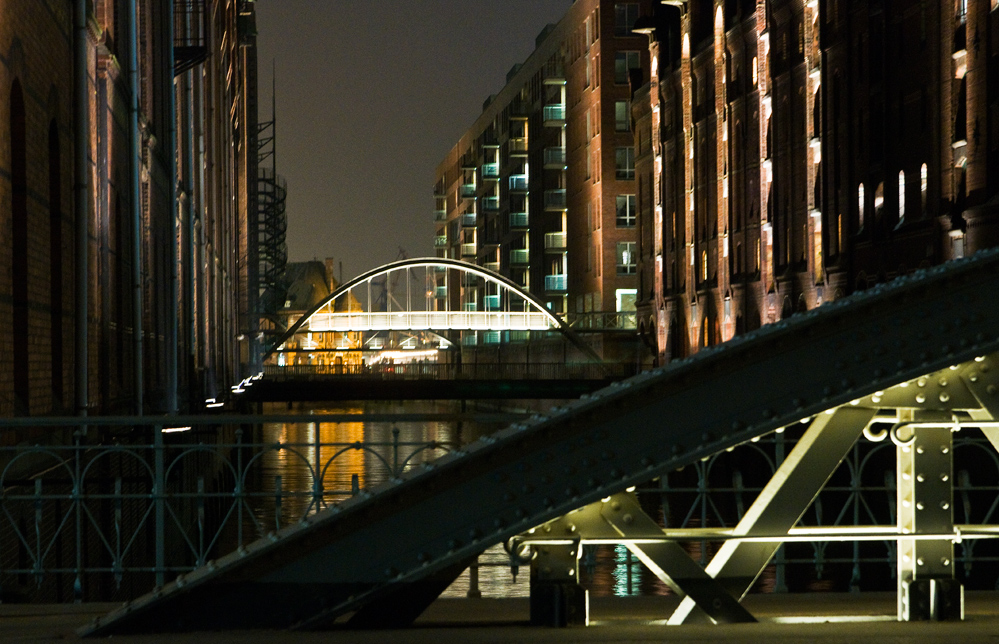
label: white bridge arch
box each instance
[266,258,597,361]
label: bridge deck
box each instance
[83,250,999,635]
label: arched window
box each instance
[11,80,29,414]
[898,170,906,222]
[858,183,865,230]
[920,163,928,214]
[49,119,63,407]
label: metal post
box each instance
[312,423,322,511]
[392,426,400,477]
[467,556,481,598]
[896,417,962,620]
[73,430,83,601]
[154,424,165,588]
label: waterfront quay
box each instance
[3,593,999,643]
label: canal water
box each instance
[252,401,663,599]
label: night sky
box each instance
[255,1,572,282]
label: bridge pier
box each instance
[896,414,963,621]
[529,543,588,627]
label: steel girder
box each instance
[83,249,999,635]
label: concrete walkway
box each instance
[2,592,998,643]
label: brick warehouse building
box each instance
[434,0,653,360]
[632,0,999,365]
[0,0,258,419]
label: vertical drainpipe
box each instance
[73,0,88,417]
[128,0,144,414]
[183,14,197,410]
[166,0,179,415]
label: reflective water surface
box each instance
[251,401,659,598]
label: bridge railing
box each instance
[0,412,517,602]
[565,312,638,330]
[4,414,998,604]
[263,362,635,381]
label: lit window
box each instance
[615,147,635,180]
[614,3,640,37]
[616,194,636,227]
[615,51,641,84]
[616,242,636,274]
[615,100,631,131]
[898,170,905,220]
[858,183,865,229]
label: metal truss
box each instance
[83,249,999,634]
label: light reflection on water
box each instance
[249,401,670,599]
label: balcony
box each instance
[545,274,567,291]
[484,261,500,273]
[508,174,529,191]
[484,294,501,310]
[509,138,528,155]
[544,189,567,211]
[543,61,565,85]
[509,212,529,228]
[461,212,477,228]
[460,183,476,199]
[461,243,476,257]
[434,209,446,222]
[434,286,447,299]
[544,146,566,169]
[543,104,566,126]
[510,249,530,264]
[482,196,500,212]
[544,232,567,250]
[482,162,499,179]
[434,235,448,248]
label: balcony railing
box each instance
[482,163,499,178]
[461,243,476,257]
[509,138,528,154]
[544,189,567,211]
[434,286,447,298]
[545,274,567,291]
[508,174,529,191]
[544,146,566,168]
[482,196,500,211]
[434,209,446,222]
[484,294,501,310]
[484,262,501,273]
[461,213,477,228]
[434,235,448,248]
[542,61,565,85]
[545,232,567,250]
[509,212,529,228]
[543,104,566,125]
[460,183,476,199]
[510,249,530,264]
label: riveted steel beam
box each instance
[82,250,999,635]
[668,406,877,624]
[600,494,756,624]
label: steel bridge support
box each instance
[80,250,999,635]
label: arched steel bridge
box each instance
[86,249,999,634]
[266,258,597,361]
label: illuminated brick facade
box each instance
[0,1,256,417]
[434,0,653,343]
[635,0,999,365]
